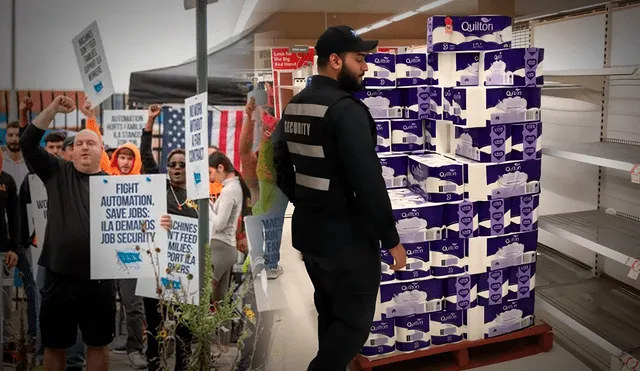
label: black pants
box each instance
[143,297,193,371]
[302,242,381,371]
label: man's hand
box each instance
[4,252,18,269]
[160,215,172,231]
[245,96,256,116]
[20,97,33,113]
[53,96,76,114]
[388,244,407,271]
[148,104,162,120]
[80,100,95,118]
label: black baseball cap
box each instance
[315,25,378,58]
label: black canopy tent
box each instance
[127,22,264,107]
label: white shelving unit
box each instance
[543,141,640,172]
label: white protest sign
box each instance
[185,93,209,200]
[90,174,167,279]
[136,215,200,304]
[102,110,149,148]
[28,175,47,280]
[72,21,115,106]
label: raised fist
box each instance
[148,104,161,119]
[19,97,33,112]
[80,100,95,118]
[245,96,256,116]
[52,96,76,114]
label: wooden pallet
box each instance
[350,321,553,371]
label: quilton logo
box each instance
[375,56,391,64]
[504,163,522,172]
[461,18,494,33]
[503,234,520,245]
[440,312,458,322]
[401,282,420,291]
[371,323,389,332]
[505,89,523,97]
[366,90,383,97]
[406,318,424,328]
[441,243,459,252]
[401,209,421,218]
[406,56,422,64]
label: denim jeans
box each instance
[15,248,37,342]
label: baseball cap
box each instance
[315,25,378,58]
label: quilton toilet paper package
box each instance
[387,188,424,202]
[391,197,445,243]
[467,295,535,341]
[404,87,430,119]
[428,52,481,87]
[379,153,408,189]
[396,53,429,87]
[375,120,391,153]
[468,230,538,275]
[476,269,509,306]
[354,89,404,119]
[380,249,396,283]
[395,242,431,281]
[484,48,544,87]
[430,238,469,278]
[511,122,542,161]
[445,274,478,312]
[364,53,396,88]
[427,15,512,52]
[510,195,539,233]
[508,263,536,301]
[361,318,396,356]
[407,154,464,202]
[391,119,425,153]
[477,198,511,237]
[427,86,443,120]
[455,124,512,163]
[443,87,542,128]
[425,119,451,153]
[395,313,431,352]
[448,156,541,202]
[443,201,479,239]
[379,278,445,319]
[430,310,468,345]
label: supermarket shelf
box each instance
[546,66,640,77]
[543,65,640,93]
[539,210,640,267]
[542,141,640,172]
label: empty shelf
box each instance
[543,141,640,172]
[546,66,639,77]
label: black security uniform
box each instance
[273,52,400,370]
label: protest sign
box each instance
[72,21,115,106]
[102,110,149,148]
[136,215,200,304]
[28,175,47,280]
[185,93,209,200]
[90,174,167,279]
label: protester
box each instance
[62,135,75,161]
[80,101,147,369]
[2,121,30,190]
[43,131,66,157]
[20,95,116,371]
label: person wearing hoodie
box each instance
[80,101,148,369]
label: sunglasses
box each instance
[168,161,186,169]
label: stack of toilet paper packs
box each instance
[360,15,543,358]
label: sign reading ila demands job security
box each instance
[103,110,149,148]
[90,174,167,279]
[136,215,200,304]
[72,21,115,106]
[185,93,209,200]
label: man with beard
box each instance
[2,121,29,190]
[273,25,406,371]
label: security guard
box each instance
[273,26,407,371]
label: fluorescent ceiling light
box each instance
[356,0,456,35]
[369,19,392,30]
[354,27,372,34]
[391,11,418,22]
[417,0,455,12]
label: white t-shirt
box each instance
[2,149,29,191]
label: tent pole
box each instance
[195,0,209,304]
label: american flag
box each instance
[160,106,244,170]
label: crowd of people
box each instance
[0,93,280,371]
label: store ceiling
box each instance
[271,0,476,13]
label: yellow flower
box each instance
[244,308,255,320]
[159,329,168,339]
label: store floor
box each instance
[106,219,595,371]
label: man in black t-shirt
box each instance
[19,96,115,371]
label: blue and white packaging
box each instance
[510,195,539,233]
[455,124,512,163]
[477,198,511,236]
[484,48,544,87]
[467,295,535,341]
[379,278,445,319]
[354,89,404,119]
[476,269,509,306]
[430,310,468,345]
[387,188,423,202]
[395,242,431,281]
[364,53,396,88]
[380,249,396,283]
[404,87,431,119]
[395,314,431,352]
[391,119,425,153]
[379,153,408,189]
[427,86,443,120]
[425,119,451,153]
[445,274,478,312]
[407,154,464,202]
[428,52,481,87]
[443,201,479,239]
[375,120,391,153]
[391,197,446,243]
[430,238,468,278]
[361,319,396,356]
[427,15,512,52]
[443,87,542,127]
[468,230,538,275]
[508,263,536,301]
[396,53,429,87]
[511,122,542,161]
